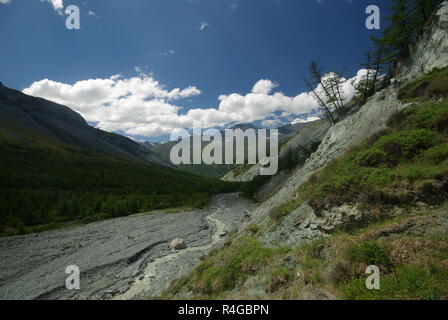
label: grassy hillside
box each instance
[163,205,447,300]
[160,68,448,300]
[266,68,448,222]
[298,69,448,212]
[160,205,448,300]
[0,140,239,237]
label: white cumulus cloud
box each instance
[199,22,210,30]
[251,79,278,94]
[261,119,283,128]
[23,74,201,137]
[23,69,369,138]
[40,0,64,14]
[292,116,321,124]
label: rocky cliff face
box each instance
[396,2,448,83]
[245,1,448,248]
[252,86,410,247]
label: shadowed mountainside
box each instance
[0,83,172,168]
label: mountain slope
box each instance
[222,119,326,183]
[145,122,311,178]
[143,138,234,178]
[160,2,448,300]
[0,83,172,168]
[0,83,237,236]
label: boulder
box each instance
[219,231,228,237]
[169,238,187,250]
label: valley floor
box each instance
[0,193,255,300]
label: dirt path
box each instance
[0,194,255,300]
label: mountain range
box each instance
[141,122,317,177]
[0,82,172,168]
[0,82,238,236]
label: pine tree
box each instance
[378,0,442,64]
[412,0,442,27]
[379,0,412,61]
[370,44,386,94]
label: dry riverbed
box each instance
[0,193,255,300]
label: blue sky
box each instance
[0,0,391,141]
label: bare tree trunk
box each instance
[333,76,346,113]
[371,46,384,95]
[304,78,336,125]
[309,62,342,117]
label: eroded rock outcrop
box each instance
[396,2,448,83]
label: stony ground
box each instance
[0,193,255,300]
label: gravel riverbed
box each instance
[0,193,255,300]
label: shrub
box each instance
[346,240,394,272]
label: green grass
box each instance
[0,204,208,238]
[0,212,110,237]
[341,265,448,300]
[269,199,302,223]
[298,69,448,211]
[166,222,448,300]
[178,163,235,178]
[345,240,394,273]
[298,98,448,210]
[293,213,448,300]
[162,237,290,298]
[398,67,448,102]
